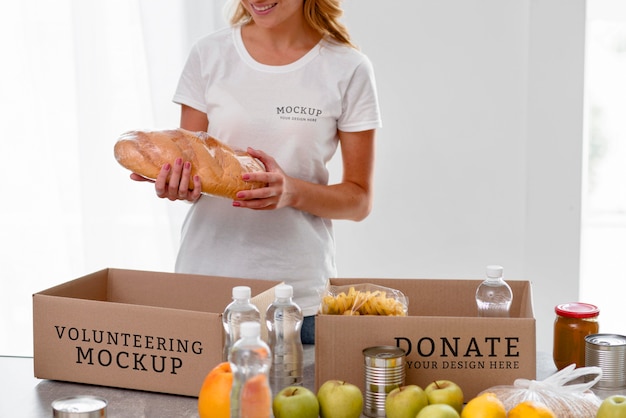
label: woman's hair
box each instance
[225,0,355,48]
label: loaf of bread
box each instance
[114,128,266,199]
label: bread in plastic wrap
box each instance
[114,128,266,199]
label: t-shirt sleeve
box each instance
[338,56,382,132]
[172,43,207,113]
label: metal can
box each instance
[363,346,406,418]
[585,333,626,390]
[51,396,107,418]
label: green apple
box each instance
[272,386,320,418]
[416,404,460,418]
[385,385,429,418]
[424,380,464,413]
[597,395,626,418]
[317,379,363,418]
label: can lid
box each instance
[363,345,406,359]
[585,333,626,347]
[555,302,599,318]
[52,396,107,417]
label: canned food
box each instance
[585,333,626,390]
[52,396,107,418]
[363,346,406,418]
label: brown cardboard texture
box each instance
[33,268,280,397]
[315,278,536,399]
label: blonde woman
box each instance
[134,0,381,343]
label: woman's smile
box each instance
[249,2,278,15]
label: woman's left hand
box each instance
[232,148,294,210]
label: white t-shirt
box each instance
[172,25,382,316]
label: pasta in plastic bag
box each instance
[481,364,603,417]
[318,283,408,316]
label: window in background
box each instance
[580,1,626,336]
[0,0,221,356]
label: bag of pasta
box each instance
[481,364,603,417]
[319,283,408,316]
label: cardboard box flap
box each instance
[107,268,279,313]
[37,268,280,314]
[37,269,109,301]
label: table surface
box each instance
[1,349,558,418]
[0,346,316,418]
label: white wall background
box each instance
[332,0,585,353]
[0,0,586,356]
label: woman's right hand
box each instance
[130,157,202,202]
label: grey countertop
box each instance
[0,349,556,418]
[0,346,316,418]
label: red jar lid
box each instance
[555,302,599,318]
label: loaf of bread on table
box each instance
[114,128,266,199]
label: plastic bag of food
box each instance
[318,283,408,316]
[481,364,603,417]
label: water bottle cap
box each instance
[239,321,261,338]
[486,265,503,279]
[232,286,251,299]
[275,284,293,298]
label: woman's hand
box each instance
[233,128,375,221]
[130,157,202,202]
[232,148,294,210]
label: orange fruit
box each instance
[461,392,506,418]
[508,400,556,418]
[197,362,233,418]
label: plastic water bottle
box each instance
[222,286,261,362]
[229,321,272,418]
[265,284,303,394]
[475,265,513,317]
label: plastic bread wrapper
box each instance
[480,364,603,417]
[318,283,409,316]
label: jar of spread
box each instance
[553,302,599,370]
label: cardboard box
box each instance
[33,268,280,397]
[315,278,536,399]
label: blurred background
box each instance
[1,0,624,356]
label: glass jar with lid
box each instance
[553,302,600,370]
